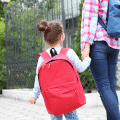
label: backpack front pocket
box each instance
[44,82,80,97]
[42,82,86,115]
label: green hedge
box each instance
[0,20,6,89]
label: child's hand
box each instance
[28,97,37,104]
[86,54,90,58]
[81,42,90,60]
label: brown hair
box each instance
[37,20,64,45]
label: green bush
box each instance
[74,1,96,90]
[0,25,6,89]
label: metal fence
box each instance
[5,0,100,92]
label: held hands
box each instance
[28,97,37,104]
[81,42,90,60]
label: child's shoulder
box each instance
[66,48,77,57]
[67,48,76,53]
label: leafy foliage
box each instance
[0,1,4,21]
[0,0,19,89]
[0,0,17,21]
[0,23,6,89]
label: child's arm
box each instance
[28,75,40,104]
[28,56,44,104]
[33,75,41,98]
[79,56,91,72]
[67,49,91,73]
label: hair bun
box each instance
[37,20,48,32]
[46,26,52,32]
[37,20,52,32]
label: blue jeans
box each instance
[89,41,120,120]
[50,110,79,120]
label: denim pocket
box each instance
[95,41,108,50]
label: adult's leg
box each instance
[89,41,120,120]
[106,49,120,120]
[107,49,119,103]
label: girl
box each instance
[28,20,91,120]
[81,0,120,120]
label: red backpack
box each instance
[38,48,86,115]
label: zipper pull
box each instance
[48,64,50,68]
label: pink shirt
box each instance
[81,0,120,54]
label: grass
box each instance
[0,19,5,32]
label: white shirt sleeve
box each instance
[33,56,44,99]
[66,49,91,73]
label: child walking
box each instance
[28,20,91,120]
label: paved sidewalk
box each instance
[0,95,106,120]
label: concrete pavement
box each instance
[2,89,120,120]
[0,94,106,120]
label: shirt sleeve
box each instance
[81,0,99,54]
[67,49,91,73]
[33,56,44,99]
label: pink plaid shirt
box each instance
[81,0,120,54]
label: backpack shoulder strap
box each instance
[38,51,51,60]
[98,15,107,31]
[98,0,108,32]
[60,48,70,55]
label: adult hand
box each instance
[81,42,90,60]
